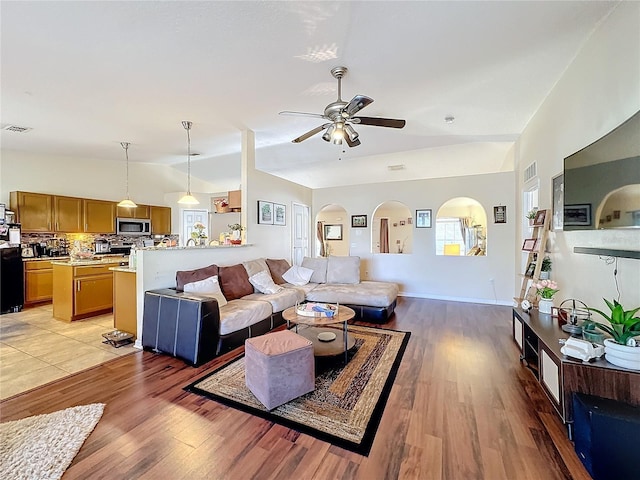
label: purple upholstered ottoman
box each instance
[245,330,315,410]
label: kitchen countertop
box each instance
[23,256,70,262]
[109,266,136,273]
[51,258,129,267]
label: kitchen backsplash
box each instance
[21,232,179,254]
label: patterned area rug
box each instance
[0,403,105,480]
[185,325,410,456]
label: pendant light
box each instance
[178,120,199,205]
[117,142,137,208]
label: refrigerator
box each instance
[1,247,24,313]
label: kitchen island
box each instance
[52,257,127,321]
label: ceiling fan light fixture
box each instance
[178,120,200,205]
[344,124,358,141]
[117,142,137,208]
[331,122,345,144]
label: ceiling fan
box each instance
[280,66,406,147]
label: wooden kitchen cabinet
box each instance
[54,195,83,232]
[24,260,53,305]
[150,206,171,234]
[53,262,119,321]
[113,269,137,336]
[83,199,115,233]
[228,189,241,211]
[9,191,53,232]
[117,204,150,219]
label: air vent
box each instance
[2,125,32,133]
[388,164,405,171]
[524,161,537,183]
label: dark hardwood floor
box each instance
[0,297,592,479]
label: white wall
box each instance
[313,171,516,305]
[516,1,640,311]
[316,208,350,256]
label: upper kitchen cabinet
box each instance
[54,196,83,232]
[10,191,53,232]
[83,199,115,233]
[150,206,171,234]
[117,204,150,219]
[228,190,241,211]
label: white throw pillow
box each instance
[183,275,228,307]
[249,270,283,295]
[282,265,314,286]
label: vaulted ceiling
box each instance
[1,1,617,188]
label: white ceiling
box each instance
[1,1,617,189]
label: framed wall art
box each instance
[551,173,564,230]
[493,205,507,224]
[416,209,432,228]
[324,224,343,240]
[351,215,367,228]
[258,201,274,225]
[273,203,286,226]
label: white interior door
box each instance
[292,203,310,265]
[181,209,209,246]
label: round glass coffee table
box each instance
[282,305,356,364]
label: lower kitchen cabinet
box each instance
[53,262,120,321]
[24,260,53,305]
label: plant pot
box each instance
[215,205,230,213]
[538,298,554,314]
[603,338,640,370]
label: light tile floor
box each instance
[0,304,138,400]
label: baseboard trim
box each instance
[398,292,513,306]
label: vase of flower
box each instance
[534,279,559,315]
[538,298,554,314]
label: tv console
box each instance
[512,307,640,437]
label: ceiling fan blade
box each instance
[343,95,374,117]
[344,135,361,148]
[292,123,331,143]
[279,111,327,119]
[352,116,406,128]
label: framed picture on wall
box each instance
[493,205,507,224]
[415,209,432,228]
[552,173,564,231]
[273,203,286,226]
[324,224,343,240]
[258,201,274,225]
[351,215,367,228]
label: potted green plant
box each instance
[227,223,244,244]
[588,298,640,370]
[526,208,538,226]
[539,256,552,280]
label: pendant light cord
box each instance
[182,121,193,195]
[121,142,130,199]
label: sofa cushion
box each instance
[282,282,319,296]
[301,256,328,283]
[243,288,304,314]
[249,270,283,295]
[282,265,314,286]
[176,264,219,291]
[183,275,228,307]
[266,258,291,285]
[304,281,398,308]
[327,256,360,284]
[218,264,254,301]
[243,258,269,278]
[218,299,273,335]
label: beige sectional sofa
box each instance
[142,256,398,364]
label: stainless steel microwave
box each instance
[116,217,151,235]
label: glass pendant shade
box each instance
[118,142,137,208]
[179,120,199,205]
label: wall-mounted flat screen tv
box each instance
[563,110,640,230]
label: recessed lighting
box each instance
[444,116,455,124]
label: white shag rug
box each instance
[0,403,105,480]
